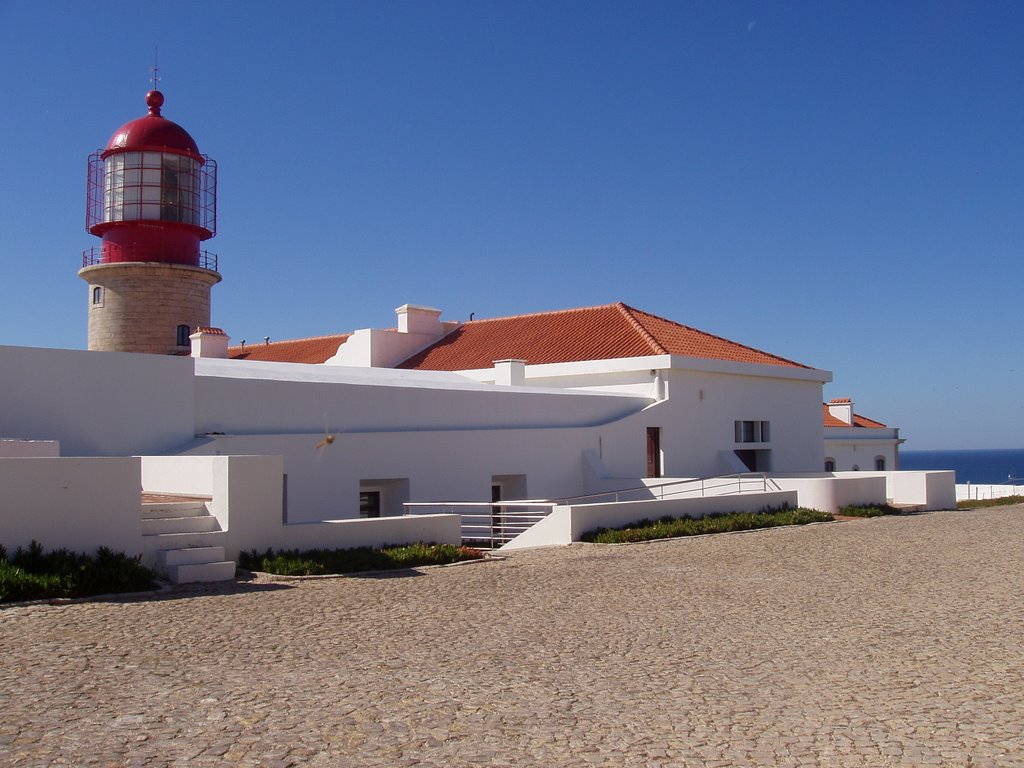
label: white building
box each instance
[823,398,904,472]
[0,91,951,583]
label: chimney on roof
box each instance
[827,398,854,425]
[190,327,230,359]
[396,304,443,336]
[494,359,526,387]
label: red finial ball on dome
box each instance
[146,90,164,116]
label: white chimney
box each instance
[396,304,443,336]
[494,359,526,386]
[827,398,854,425]
[190,327,230,359]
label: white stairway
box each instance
[142,500,236,584]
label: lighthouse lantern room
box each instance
[80,90,221,354]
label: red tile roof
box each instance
[822,404,887,428]
[228,334,350,364]
[398,303,808,371]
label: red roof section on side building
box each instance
[397,303,809,371]
[822,404,887,428]
[228,334,350,364]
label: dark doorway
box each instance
[646,427,662,478]
[359,491,381,518]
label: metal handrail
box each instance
[82,246,219,271]
[554,472,778,505]
[403,501,555,549]
[403,473,783,548]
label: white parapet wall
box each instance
[0,440,60,458]
[141,455,462,560]
[0,457,143,556]
[0,454,461,572]
[770,470,956,512]
[502,490,798,550]
[956,482,1024,502]
[770,474,888,513]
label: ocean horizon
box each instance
[899,448,1024,486]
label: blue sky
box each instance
[1,1,1021,450]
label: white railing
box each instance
[404,474,779,548]
[556,473,779,505]
[403,501,556,549]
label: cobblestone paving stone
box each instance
[2,507,1023,767]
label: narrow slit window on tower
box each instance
[91,286,103,306]
[176,324,191,347]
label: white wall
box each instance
[770,473,889,513]
[193,368,648,438]
[503,490,799,549]
[957,482,1024,501]
[0,457,143,556]
[1,454,462,568]
[0,345,197,456]
[0,440,60,457]
[824,429,901,472]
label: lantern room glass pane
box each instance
[101,151,207,228]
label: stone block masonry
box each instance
[79,262,221,354]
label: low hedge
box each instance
[580,507,833,544]
[1,541,158,603]
[238,542,484,576]
[838,503,902,518]
[958,494,1024,509]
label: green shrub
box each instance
[238,542,484,576]
[839,503,901,518]
[0,541,157,603]
[958,494,1024,509]
[580,507,833,544]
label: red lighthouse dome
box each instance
[104,91,202,161]
[85,90,217,266]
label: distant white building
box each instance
[823,397,904,472]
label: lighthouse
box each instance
[80,90,220,354]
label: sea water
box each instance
[900,448,1024,485]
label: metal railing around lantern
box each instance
[81,246,219,272]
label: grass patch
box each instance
[580,507,833,544]
[238,542,485,576]
[0,541,158,604]
[838,503,902,518]
[957,494,1024,510]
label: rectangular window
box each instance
[735,420,770,444]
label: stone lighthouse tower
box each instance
[80,90,220,354]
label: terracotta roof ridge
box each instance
[229,331,350,346]
[626,304,810,369]
[853,413,887,428]
[461,303,621,325]
[615,303,668,355]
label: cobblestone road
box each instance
[2,507,1022,767]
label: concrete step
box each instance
[142,515,221,536]
[141,502,209,519]
[146,530,228,549]
[157,546,226,568]
[169,560,236,584]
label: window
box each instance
[875,456,886,471]
[735,420,770,443]
[359,491,381,518]
[824,458,835,472]
[103,151,201,225]
[91,286,103,306]
[176,324,191,347]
